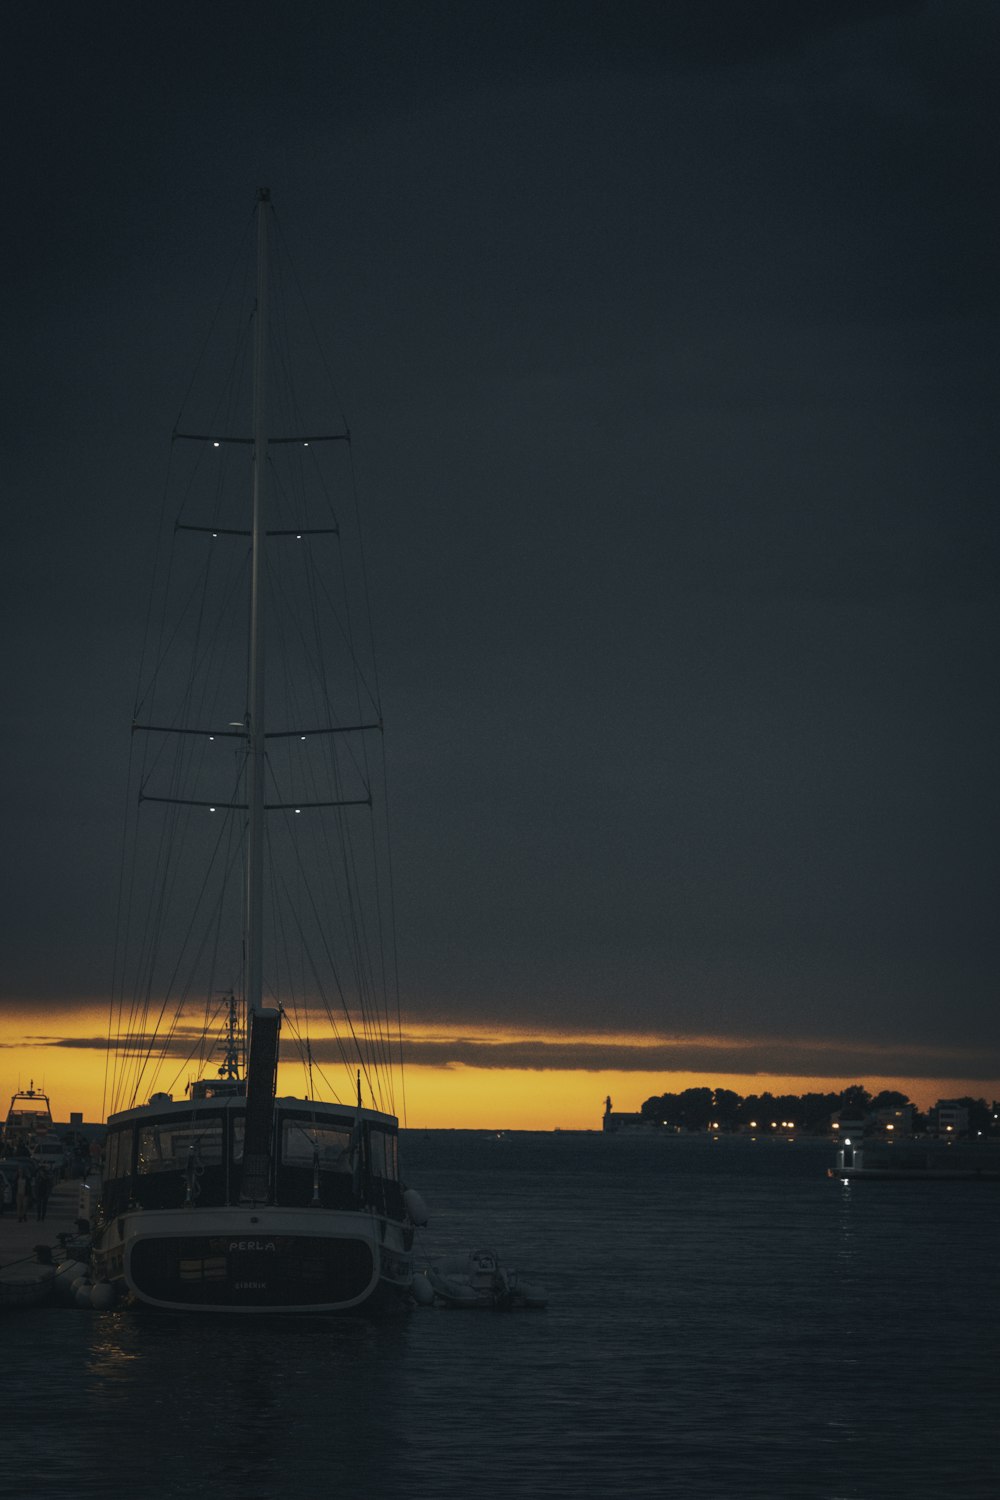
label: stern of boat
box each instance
[93,1206,412,1313]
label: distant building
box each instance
[832,1109,869,1140]
[872,1106,914,1138]
[602,1096,648,1133]
[934,1101,970,1137]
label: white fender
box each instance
[90,1281,116,1310]
[403,1188,429,1226]
[411,1272,435,1306]
[54,1259,88,1297]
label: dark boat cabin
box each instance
[99,1097,402,1219]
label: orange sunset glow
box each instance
[1,1003,994,1131]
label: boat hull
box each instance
[829,1165,1000,1181]
[92,1205,412,1313]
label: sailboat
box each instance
[91,190,423,1312]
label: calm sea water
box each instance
[3,1132,997,1499]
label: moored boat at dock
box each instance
[91,190,419,1313]
[3,1084,54,1151]
[830,1137,1000,1181]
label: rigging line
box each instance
[171,294,255,535]
[117,776,188,1110]
[136,547,251,767]
[132,436,183,723]
[313,541,381,721]
[139,815,245,1102]
[266,442,342,537]
[113,798,161,1114]
[281,1010,346,1107]
[123,771,244,1107]
[321,727,394,1103]
[290,543,380,834]
[358,733,399,1112]
[171,206,256,435]
[134,537,222,720]
[325,530,395,1093]
[269,849,364,1094]
[268,448,381,720]
[345,437,385,721]
[271,425,343,529]
[119,801,189,1110]
[289,561,393,1105]
[260,582,380,1092]
[160,994,230,1100]
[270,802,382,1107]
[268,829,308,1092]
[195,804,239,1080]
[115,225,254,1113]
[273,211,352,435]
[144,759,245,1046]
[309,566,396,1112]
[105,728,143,1123]
[377,737,407,1126]
[264,549,378,798]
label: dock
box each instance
[0,1179,86,1305]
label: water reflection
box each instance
[82,1312,412,1498]
[5,1137,998,1500]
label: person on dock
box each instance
[34,1167,51,1221]
[15,1168,29,1223]
[0,1173,11,1217]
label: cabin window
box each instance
[136,1118,223,1173]
[369,1128,398,1179]
[281,1121,353,1171]
[106,1128,132,1179]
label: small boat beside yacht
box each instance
[414,1248,547,1309]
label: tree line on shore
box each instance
[637,1085,997,1135]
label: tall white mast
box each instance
[246,187,269,1018]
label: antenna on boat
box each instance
[217,992,243,1082]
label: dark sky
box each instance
[4,1,998,1084]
